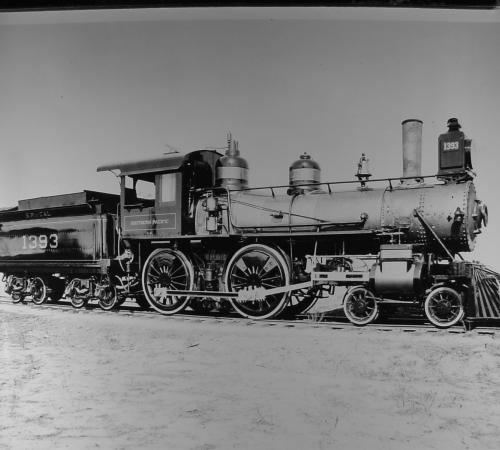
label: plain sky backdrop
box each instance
[0,7,499,267]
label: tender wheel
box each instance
[280,287,321,318]
[224,244,290,320]
[31,277,47,305]
[424,286,464,328]
[66,279,89,309]
[12,292,24,304]
[98,285,119,311]
[10,277,26,303]
[70,296,87,309]
[343,286,379,326]
[4,275,14,295]
[141,248,194,314]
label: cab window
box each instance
[123,175,155,207]
[159,173,177,203]
[135,179,155,201]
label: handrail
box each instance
[234,174,436,193]
[192,174,440,197]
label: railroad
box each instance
[2,295,498,336]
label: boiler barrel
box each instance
[225,180,479,253]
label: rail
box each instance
[2,298,500,334]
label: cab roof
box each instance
[97,153,185,177]
[97,150,223,178]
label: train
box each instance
[1,118,498,328]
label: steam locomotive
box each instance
[0,118,496,328]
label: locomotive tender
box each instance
[0,118,496,327]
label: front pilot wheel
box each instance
[343,286,379,326]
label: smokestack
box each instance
[402,119,423,180]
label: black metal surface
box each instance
[0,204,95,222]
[17,191,120,212]
[0,259,111,275]
[0,213,114,266]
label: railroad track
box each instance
[1,295,499,336]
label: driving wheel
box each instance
[224,244,290,320]
[142,248,194,314]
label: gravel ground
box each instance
[1,298,500,450]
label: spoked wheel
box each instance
[224,244,290,320]
[4,275,14,295]
[98,284,119,311]
[424,286,464,328]
[141,248,194,314]
[66,279,89,309]
[70,296,87,309]
[10,277,26,303]
[280,287,321,318]
[343,286,379,326]
[31,277,47,305]
[11,292,24,303]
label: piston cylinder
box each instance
[369,245,425,294]
[402,119,423,179]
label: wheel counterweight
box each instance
[141,248,194,314]
[424,286,464,328]
[224,244,290,320]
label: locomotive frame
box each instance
[0,118,498,328]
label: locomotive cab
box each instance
[97,150,221,239]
